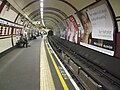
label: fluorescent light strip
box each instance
[40,3,43,7]
[39,0,45,26]
[41,8,43,12]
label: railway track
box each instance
[48,36,120,90]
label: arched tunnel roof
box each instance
[6,0,96,29]
[5,0,120,30]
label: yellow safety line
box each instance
[45,43,69,90]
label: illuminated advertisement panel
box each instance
[77,0,117,56]
[66,15,79,44]
[59,21,66,39]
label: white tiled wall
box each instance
[0,4,18,22]
[0,38,12,53]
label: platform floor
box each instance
[0,36,80,90]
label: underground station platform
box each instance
[0,37,80,90]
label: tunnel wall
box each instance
[0,18,22,53]
[0,37,12,53]
[0,1,20,53]
[0,2,18,22]
[0,1,35,54]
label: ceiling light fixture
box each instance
[39,0,45,26]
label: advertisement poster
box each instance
[78,10,92,44]
[59,21,66,39]
[66,15,79,44]
[60,28,66,39]
[77,0,116,56]
[88,4,114,41]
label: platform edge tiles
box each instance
[40,40,55,90]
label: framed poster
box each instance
[66,15,79,44]
[77,0,117,56]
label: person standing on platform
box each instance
[23,30,28,48]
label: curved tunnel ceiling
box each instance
[12,0,95,29]
[44,19,58,27]
[30,11,64,21]
[28,7,68,19]
[34,16,60,23]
